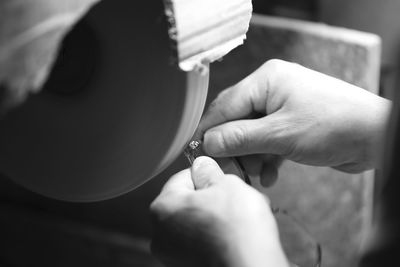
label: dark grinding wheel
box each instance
[0,0,209,202]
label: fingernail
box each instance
[203,131,223,156]
[261,165,279,187]
[192,156,215,172]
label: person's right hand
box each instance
[196,59,391,181]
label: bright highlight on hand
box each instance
[150,156,289,267]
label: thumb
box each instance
[203,114,290,157]
[191,156,225,189]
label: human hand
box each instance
[150,156,289,267]
[196,59,391,176]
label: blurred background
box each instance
[253,0,400,99]
[1,0,399,266]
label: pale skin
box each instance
[150,59,392,267]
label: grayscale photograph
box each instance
[0,1,399,266]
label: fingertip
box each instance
[191,156,224,189]
[162,169,195,193]
[191,156,220,174]
[238,155,263,177]
[260,164,279,188]
[194,99,224,138]
[203,130,225,157]
[192,156,222,175]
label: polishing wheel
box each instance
[0,0,209,201]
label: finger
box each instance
[237,155,263,178]
[191,156,225,189]
[238,155,283,187]
[150,169,195,218]
[260,165,278,188]
[260,156,283,187]
[161,169,195,194]
[203,114,291,157]
[195,65,270,138]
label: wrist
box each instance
[220,226,290,267]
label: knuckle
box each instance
[262,59,286,74]
[215,91,233,118]
[216,104,231,122]
[259,191,271,205]
[223,174,242,184]
[214,89,229,106]
[261,59,290,85]
[149,192,179,216]
[205,90,233,123]
[248,189,271,208]
[149,198,165,216]
[223,175,270,204]
[149,197,160,211]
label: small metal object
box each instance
[183,140,203,165]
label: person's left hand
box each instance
[150,156,289,267]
